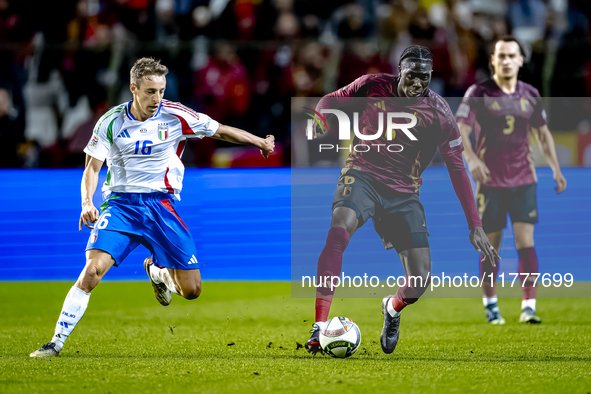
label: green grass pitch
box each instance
[1,282,590,393]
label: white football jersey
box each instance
[84,99,219,200]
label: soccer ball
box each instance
[319,317,361,358]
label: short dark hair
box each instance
[130,57,168,87]
[399,45,434,66]
[490,36,525,57]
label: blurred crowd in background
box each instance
[0,0,590,168]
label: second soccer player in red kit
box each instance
[456,37,567,325]
[304,45,499,355]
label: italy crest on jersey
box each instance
[158,123,169,141]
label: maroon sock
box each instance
[315,227,350,322]
[480,252,499,298]
[394,274,430,307]
[518,247,538,299]
[391,295,407,313]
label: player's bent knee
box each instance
[77,265,103,292]
[514,236,534,250]
[331,207,358,236]
[182,290,200,300]
[77,251,115,292]
[181,283,201,300]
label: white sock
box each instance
[150,265,179,295]
[51,286,90,352]
[386,298,401,317]
[522,299,536,311]
[314,321,327,331]
[483,296,498,307]
[149,263,163,284]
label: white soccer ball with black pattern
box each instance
[319,317,361,358]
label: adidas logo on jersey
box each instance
[373,100,385,110]
[117,129,131,138]
[187,255,198,265]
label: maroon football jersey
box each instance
[455,79,547,188]
[316,73,464,194]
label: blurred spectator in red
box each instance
[252,5,299,163]
[193,42,251,122]
[234,0,259,40]
[216,0,262,40]
[190,42,251,165]
[337,41,391,88]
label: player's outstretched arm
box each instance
[457,122,491,184]
[211,124,275,158]
[533,125,567,193]
[79,155,103,231]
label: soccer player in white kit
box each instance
[30,58,275,357]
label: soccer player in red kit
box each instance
[455,37,566,325]
[304,45,499,355]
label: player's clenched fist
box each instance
[554,171,566,194]
[308,118,330,140]
[310,121,327,140]
[260,135,275,158]
[79,201,99,231]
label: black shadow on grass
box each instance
[40,353,591,363]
